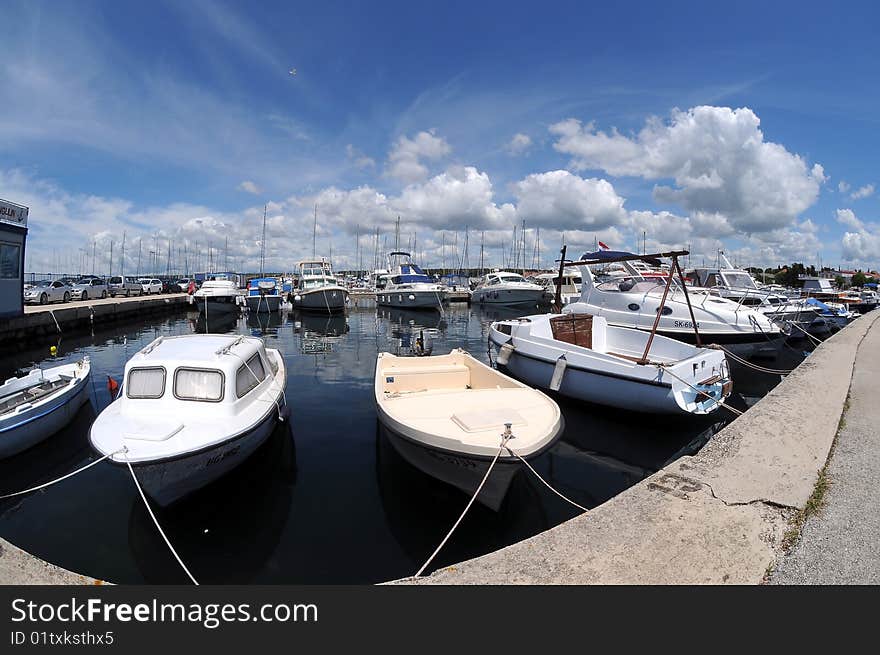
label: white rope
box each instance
[124,454,199,585]
[414,434,510,577]
[787,320,824,346]
[47,309,61,333]
[654,365,744,417]
[707,344,795,375]
[504,445,590,512]
[0,449,124,500]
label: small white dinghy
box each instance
[0,358,91,459]
[489,313,732,415]
[375,349,563,510]
[90,334,287,506]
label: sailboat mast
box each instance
[313,204,317,259]
[479,231,485,274]
[260,204,267,276]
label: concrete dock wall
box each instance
[396,310,880,584]
[0,294,190,344]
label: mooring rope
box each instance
[0,449,125,500]
[707,344,796,375]
[124,453,199,585]
[787,320,824,346]
[504,445,590,512]
[414,432,511,577]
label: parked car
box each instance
[138,278,162,294]
[70,277,109,300]
[24,280,71,305]
[174,278,192,292]
[108,276,143,297]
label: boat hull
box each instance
[376,290,445,309]
[472,287,546,305]
[294,287,348,313]
[120,402,282,506]
[195,297,241,315]
[246,295,282,313]
[492,342,690,415]
[0,372,91,459]
[380,423,522,512]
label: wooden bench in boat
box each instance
[550,314,593,348]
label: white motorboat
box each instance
[190,280,244,315]
[490,313,732,415]
[292,259,349,313]
[471,271,546,305]
[90,334,287,506]
[375,349,563,510]
[375,251,446,310]
[0,358,91,459]
[534,270,582,305]
[688,256,820,333]
[567,250,785,359]
[245,278,282,313]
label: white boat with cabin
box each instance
[375,349,563,510]
[567,250,785,359]
[489,313,732,416]
[534,271,582,305]
[0,358,91,459]
[292,259,349,313]
[89,335,287,506]
[190,279,244,315]
[471,271,546,305]
[375,251,446,310]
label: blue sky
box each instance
[2,0,878,275]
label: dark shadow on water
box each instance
[127,421,297,584]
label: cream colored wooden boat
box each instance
[374,349,563,510]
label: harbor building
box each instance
[0,198,28,320]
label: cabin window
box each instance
[174,368,224,402]
[127,367,166,399]
[236,353,267,398]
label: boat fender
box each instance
[495,342,515,365]
[278,405,291,422]
[550,356,567,391]
[107,376,120,399]
[408,294,416,301]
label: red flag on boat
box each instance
[598,241,609,250]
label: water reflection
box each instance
[127,421,297,584]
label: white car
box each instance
[70,277,109,300]
[24,280,71,305]
[138,278,162,295]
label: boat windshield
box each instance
[497,273,526,283]
[722,272,758,289]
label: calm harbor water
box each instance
[0,303,812,583]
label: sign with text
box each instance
[0,198,28,227]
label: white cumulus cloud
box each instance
[550,106,824,234]
[386,130,451,184]
[511,170,627,230]
[238,180,262,194]
[850,183,875,200]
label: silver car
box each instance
[138,278,162,294]
[70,277,109,300]
[108,276,143,297]
[24,280,71,305]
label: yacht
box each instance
[471,270,546,305]
[566,250,785,359]
[375,252,446,310]
[534,270,583,305]
[190,279,244,315]
[89,335,287,506]
[292,259,348,313]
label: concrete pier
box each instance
[0,293,190,344]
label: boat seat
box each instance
[382,364,470,393]
[550,314,593,348]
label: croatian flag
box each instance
[598,240,610,250]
